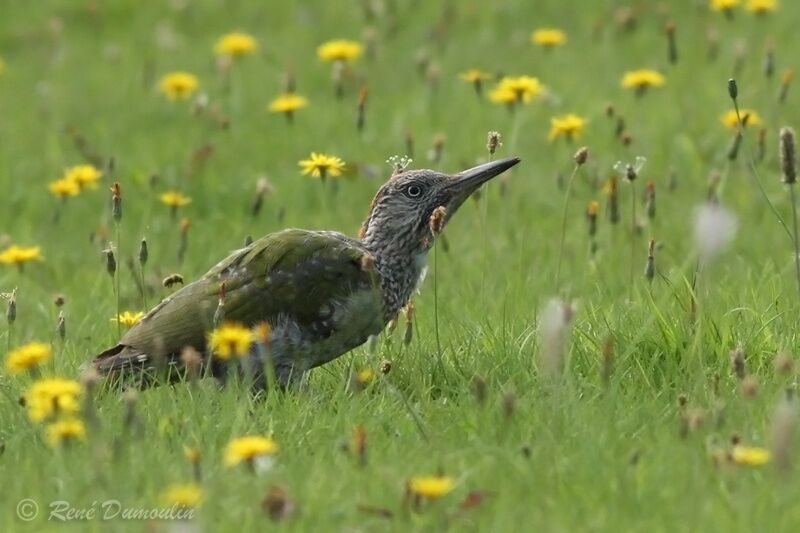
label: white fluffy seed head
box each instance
[693,203,737,265]
[538,298,575,379]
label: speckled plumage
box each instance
[91,157,520,390]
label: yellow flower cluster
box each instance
[207,322,254,360]
[159,72,199,101]
[621,69,665,90]
[160,191,192,208]
[317,39,363,62]
[531,28,567,47]
[162,483,203,508]
[24,378,83,422]
[408,475,455,499]
[112,311,145,327]
[224,436,278,466]
[48,164,103,199]
[489,76,542,105]
[299,153,346,179]
[720,109,762,129]
[548,114,587,142]
[5,342,51,374]
[0,245,42,267]
[215,32,258,58]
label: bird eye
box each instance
[405,184,423,198]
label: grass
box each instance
[1,0,800,530]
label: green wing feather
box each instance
[100,229,372,364]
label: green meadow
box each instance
[1,0,800,531]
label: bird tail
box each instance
[90,344,184,389]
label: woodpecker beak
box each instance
[446,156,521,210]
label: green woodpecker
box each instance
[92,157,520,389]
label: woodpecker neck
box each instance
[361,227,431,319]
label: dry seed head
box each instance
[741,375,759,398]
[56,311,65,340]
[779,127,797,184]
[429,206,447,235]
[111,182,122,223]
[774,351,795,375]
[730,348,746,380]
[378,359,392,374]
[487,131,502,156]
[105,248,117,277]
[574,146,589,166]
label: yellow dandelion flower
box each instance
[548,114,587,142]
[207,322,254,360]
[48,177,80,198]
[159,72,199,101]
[408,475,455,499]
[746,0,777,13]
[25,378,82,422]
[214,32,258,58]
[0,245,43,267]
[162,483,203,508]
[64,164,102,189]
[268,93,309,115]
[45,418,86,447]
[531,28,567,47]
[160,191,192,208]
[317,39,363,62]
[253,322,271,344]
[710,0,740,11]
[299,152,346,179]
[621,69,666,91]
[587,200,600,216]
[731,445,771,466]
[356,368,374,386]
[459,69,491,83]
[112,311,145,327]
[224,436,279,466]
[489,76,542,105]
[6,342,52,374]
[720,109,762,129]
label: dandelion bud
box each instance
[574,146,589,166]
[779,69,794,104]
[110,182,122,223]
[757,127,767,163]
[472,375,487,405]
[645,180,656,219]
[644,239,656,282]
[429,206,446,235]
[770,393,797,474]
[605,103,615,118]
[677,393,688,409]
[138,238,148,267]
[727,78,738,101]
[727,132,742,161]
[730,348,746,380]
[405,129,414,159]
[180,346,203,382]
[606,177,620,224]
[5,289,16,325]
[429,133,446,164]
[502,390,516,419]
[600,335,613,388]
[740,375,759,398]
[665,21,678,64]
[586,200,599,238]
[615,117,625,137]
[56,310,66,340]
[779,127,797,184]
[356,86,368,132]
[54,294,65,307]
[105,249,116,278]
[487,131,502,156]
[764,41,775,79]
[774,351,795,376]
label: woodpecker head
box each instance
[359,157,521,255]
